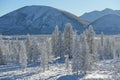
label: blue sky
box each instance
[0,0,120,17]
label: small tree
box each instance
[64,23,74,58]
[51,25,59,57]
[41,41,49,71]
[81,33,91,74]
[57,31,64,59]
[72,32,81,75]
[99,32,105,60]
[30,39,40,62]
[19,41,27,71]
[100,32,104,46]
[72,32,91,75]
[85,25,97,65]
[0,34,4,65]
[104,38,113,59]
[0,46,4,65]
[25,34,32,62]
[46,38,52,65]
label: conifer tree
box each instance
[19,41,27,71]
[0,46,4,65]
[41,41,49,71]
[64,23,73,58]
[51,25,59,57]
[85,25,97,65]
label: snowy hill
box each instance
[80,8,120,22]
[0,5,88,35]
[90,14,120,34]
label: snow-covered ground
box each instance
[0,59,120,80]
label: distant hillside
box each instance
[80,8,120,22]
[90,14,120,35]
[0,5,88,35]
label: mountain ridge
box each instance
[80,8,120,22]
[0,5,88,35]
[90,14,120,34]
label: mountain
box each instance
[80,8,120,22]
[90,14,120,35]
[0,5,88,35]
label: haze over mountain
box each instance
[0,6,88,35]
[90,14,120,35]
[80,8,120,22]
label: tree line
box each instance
[0,23,120,74]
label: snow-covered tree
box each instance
[64,23,74,58]
[111,38,116,60]
[0,46,4,65]
[41,41,49,71]
[46,38,52,63]
[3,39,12,64]
[25,34,31,62]
[72,32,81,75]
[114,44,120,60]
[98,32,105,60]
[81,33,91,73]
[0,35,4,65]
[72,32,91,75]
[25,34,40,63]
[30,39,40,62]
[2,43,10,64]
[85,25,97,64]
[12,40,21,63]
[100,32,104,46]
[15,39,21,62]
[104,38,113,59]
[51,25,59,57]
[57,31,64,59]
[19,41,27,71]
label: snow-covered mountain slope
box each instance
[90,14,120,35]
[80,8,120,22]
[0,6,88,35]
